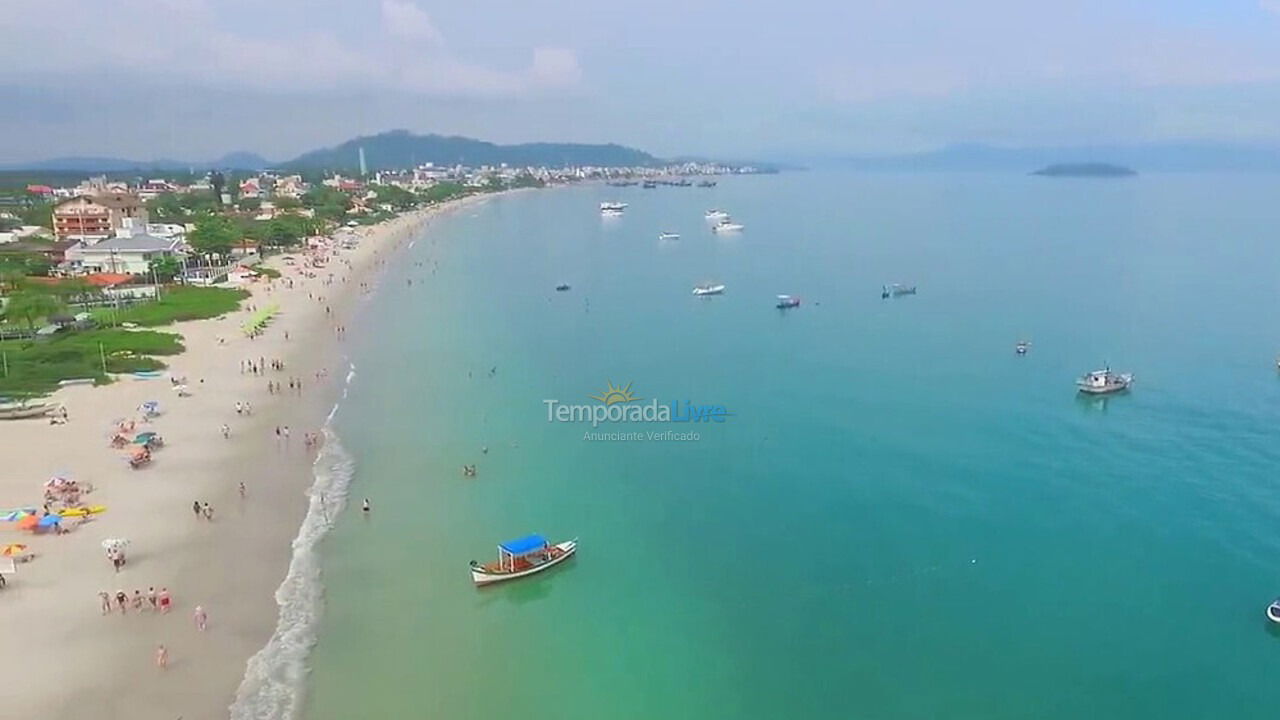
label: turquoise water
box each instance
[306,173,1280,719]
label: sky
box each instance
[4,0,1280,162]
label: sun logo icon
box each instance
[590,381,640,405]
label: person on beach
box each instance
[362,498,371,513]
[221,423,231,439]
[155,644,168,669]
[238,482,247,498]
[99,590,111,615]
[115,590,128,614]
[193,605,208,631]
[235,401,243,415]
[158,588,171,613]
[283,426,290,443]
[193,500,202,519]
[148,587,157,611]
[132,590,144,611]
[203,503,214,521]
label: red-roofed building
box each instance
[26,184,55,197]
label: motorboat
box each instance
[642,181,658,189]
[599,202,628,212]
[712,220,744,233]
[555,284,571,292]
[697,180,717,187]
[1076,368,1133,395]
[470,534,577,586]
[0,402,53,420]
[601,208,625,218]
[705,209,729,220]
[692,284,725,296]
[659,232,680,240]
[1015,340,1031,355]
[776,294,801,309]
[1267,598,1280,624]
[882,283,917,298]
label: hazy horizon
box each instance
[6,1,1280,163]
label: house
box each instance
[53,193,149,243]
[26,184,55,198]
[63,234,186,275]
[240,178,262,198]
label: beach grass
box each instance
[0,328,184,396]
[94,286,247,327]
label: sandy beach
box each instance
[0,195,492,720]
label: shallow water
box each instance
[305,172,1280,719]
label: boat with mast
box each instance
[1076,367,1133,394]
[470,534,577,586]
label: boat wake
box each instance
[228,419,355,720]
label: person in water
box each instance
[361,498,371,513]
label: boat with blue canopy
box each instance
[470,533,577,586]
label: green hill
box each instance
[283,130,659,170]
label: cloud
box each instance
[1262,1,1280,15]
[0,0,580,98]
[382,0,444,45]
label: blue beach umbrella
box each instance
[38,513,61,528]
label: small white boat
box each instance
[1077,368,1133,394]
[712,220,744,233]
[692,284,725,296]
[601,208,624,218]
[705,209,729,220]
[659,232,680,240]
[1267,598,1280,624]
[600,202,628,211]
[776,294,801,309]
[1015,340,1031,355]
[470,534,577,586]
[0,402,54,420]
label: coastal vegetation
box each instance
[0,328,184,396]
[93,286,247,327]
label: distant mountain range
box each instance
[1,152,272,173]
[0,130,661,173]
[831,142,1280,173]
[282,130,660,171]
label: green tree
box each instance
[149,255,183,283]
[17,202,53,229]
[187,214,238,260]
[210,172,226,208]
[239,197,263,213]
[274,196,302,210]
[2,290,64,332]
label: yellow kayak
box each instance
[58,505,107,517]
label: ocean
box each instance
[297,172,1280,719]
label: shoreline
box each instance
[0,192,498,720]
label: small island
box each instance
[1031,163,1137,177]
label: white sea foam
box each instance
[229,408,355,719]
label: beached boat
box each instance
[705,209,729,220]
[692,284,725,296]
[712,220,744,233]
[776,294,801,309]
[470,534,577,586]
[1076,368,1133,395]
[659,232,680,240]
[0,402,53,420]
[1267,598,1280,624]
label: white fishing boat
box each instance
[0,402,54,420]
[692,284,725,296]
[470,534,577,586]
[600,208,625,218]
[659,232,680,240]
[600,202,628,211]
[712,220,744,233]
[1076,368,1133,395]
[705,209,729,220]
[775,294,801,309]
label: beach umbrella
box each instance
[134,432,156,444]
[101,538,129,552]
[16,515,38,531]
[37,514,61,528]
[0,509,34,522]
[0,544,28,557]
